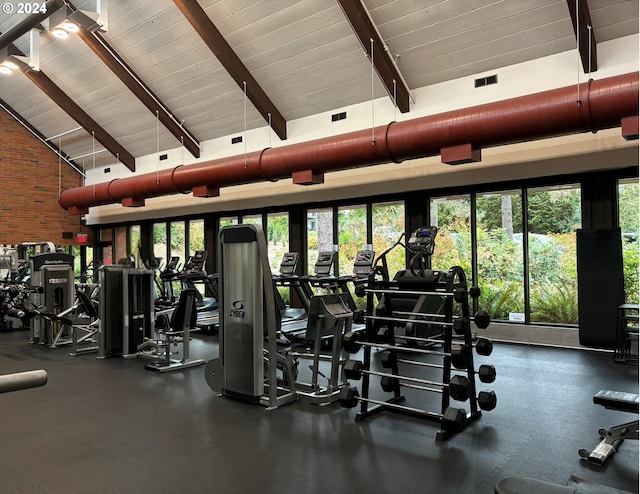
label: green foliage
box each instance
[267,215,288,246]
[478,281,524,320]
[527,189,581,234]
[623,241,639,303]
[619,182,639,233]
[530,278,579,324]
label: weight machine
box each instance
[206,224,297,408]
[29,252,75,347]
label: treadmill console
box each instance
[352,250,375,277]
[314,251,336,277]
[278,252,299,276]
[185,250,207,274]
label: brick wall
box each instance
[0,109,92,246]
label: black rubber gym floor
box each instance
[0,329,637,494]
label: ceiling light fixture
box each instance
[0,29,40,73]
[48,1,108,38]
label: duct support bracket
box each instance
[69,206,89,216]
[193,185,220,198]
[622,116,639,141]
[122,197,145,208]
[292,170,324,185]
[441,143,482,165]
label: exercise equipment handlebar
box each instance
[0,370,48,394]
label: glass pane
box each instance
[170,221,186,263]
[307,208,334,275]
[619,178,639,304]
[189,219,205,253]
[267,212,289,273]
[129,225,141,268]
[219,216,238,228]
[114,226,127,263]
[429,195,472,275]
[242,215,262,225]
[337,205,367,276]
[476,191,525,322]
[527,185,581,324]
[153,223,167,265]
[372,201,406,278]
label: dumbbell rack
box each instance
[356,265,485,441]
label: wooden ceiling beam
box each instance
[337,0,411,113]
[173,0,287,140]
[7,42,136,171]
[67,2,201,158]
[566,0,597,73]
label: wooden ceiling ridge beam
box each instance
[566,0,598,73]
[67,1,201,159]
[337,0,411,113]
[172,0,287,140]
[5,41,136,171]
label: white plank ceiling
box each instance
[0,0,637,168]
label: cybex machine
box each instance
[207,224,297,408]
[206,224,352,408]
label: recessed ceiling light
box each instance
[3,60,18,70]
[63,20,80,32]
[0,66,12,75]
[51,27,69,39]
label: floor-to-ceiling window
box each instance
[267,212,289,273]
[170,221,186,263]
[372,201,406,278]
[307,208,334,275]
[153,222,167,265]
[526,184,581,324]
[429,194,472,275]
[337,205,367,276]
[129,224,141,267]
[188,219,205,254]
[475,190,525,322]
[618,178,639,304]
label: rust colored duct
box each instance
[59,72,639,214]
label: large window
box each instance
[153,222,167,264]
[527,185,581,324]
[170,221,186,263]
[129,225,141,267]
[189,219,205,254]
[337,205,367,276]
[219,216,238,228]
[476,191,525,322]
[372,201,405,278]
[307,208,334,275]
[267,212,289,273]
[429,195,472,274]
[619,178,639,304]
[241,215,262,226]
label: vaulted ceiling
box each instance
[0,0,637,172]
